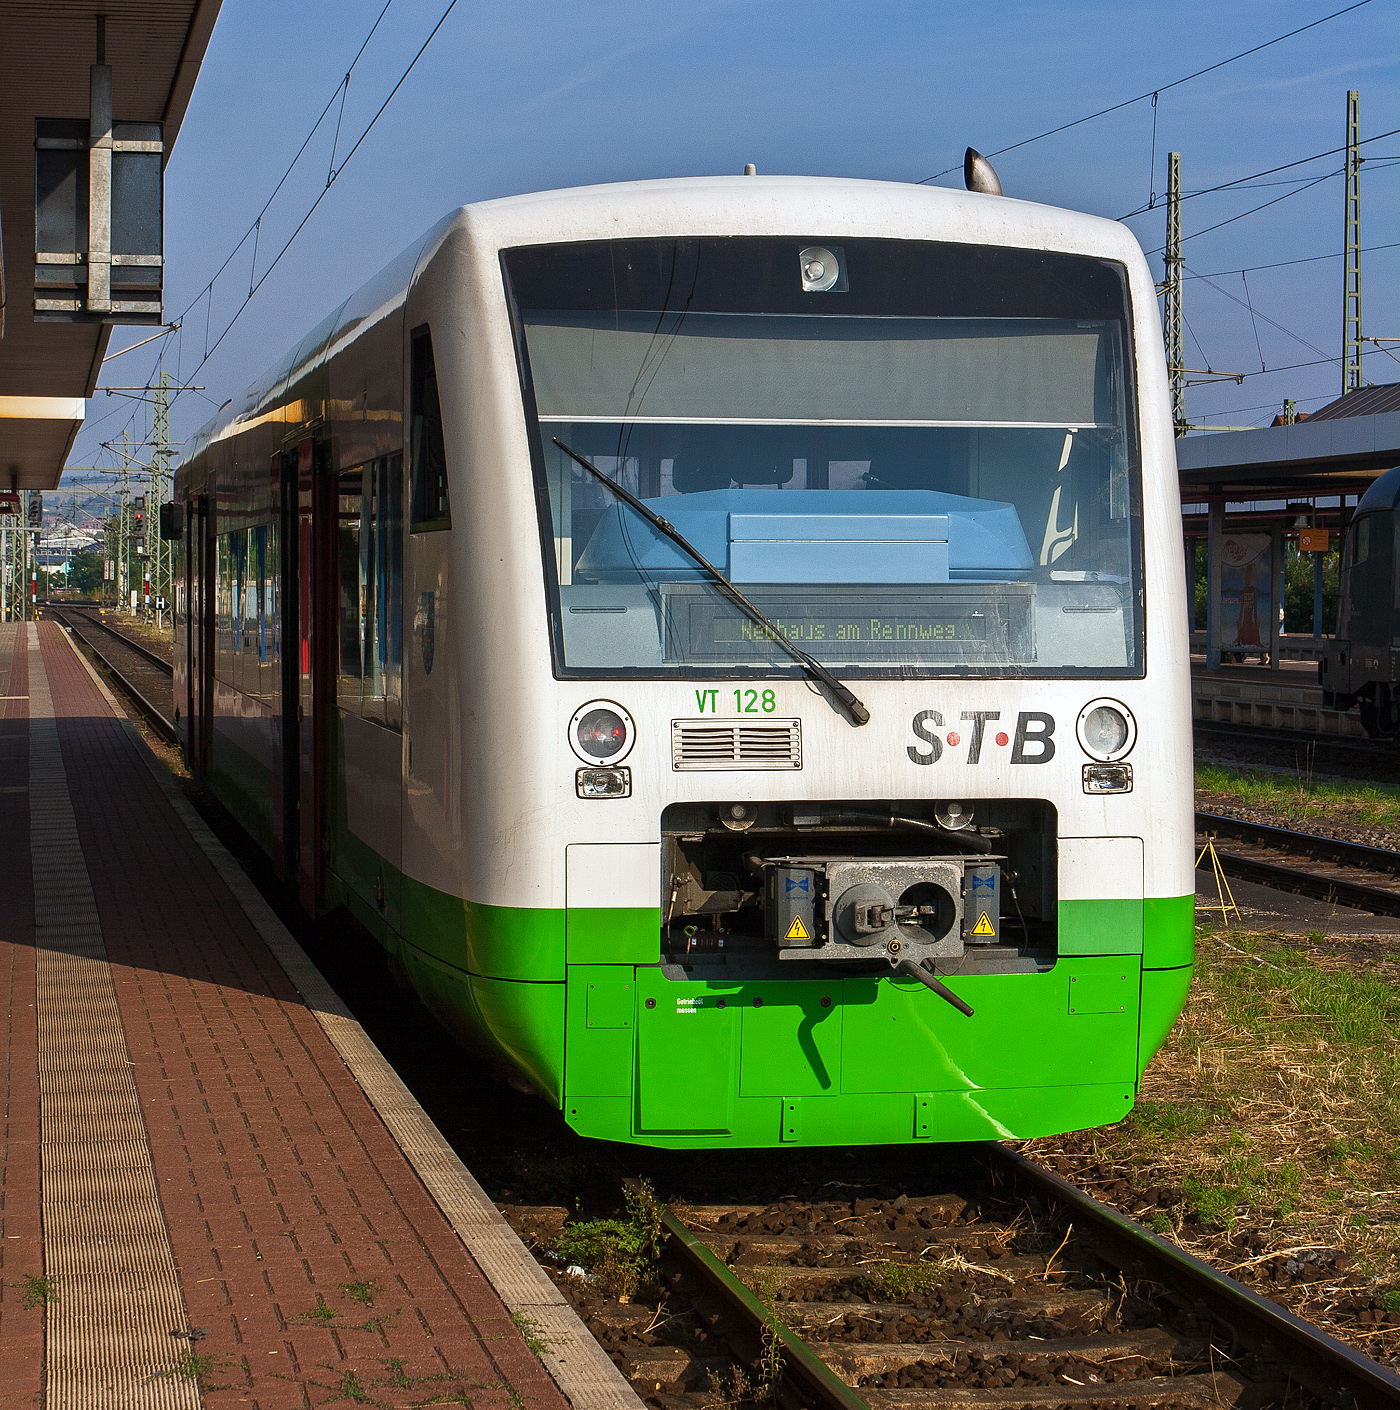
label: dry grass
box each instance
[1025,926,1400,1365]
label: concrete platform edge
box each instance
[55,624,645,1410]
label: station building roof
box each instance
[1177,382,1400,502]
[0,1,221,490]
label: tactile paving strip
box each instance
[28,625,200,1409]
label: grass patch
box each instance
[13,1273,59,1310]
[861,1262,943,1300]
[513,1308,563,1353]
[339,1279,377,1307]
[148,1350,227,1385]
[1195,763,1400,831]
[1026,927,1400,1354]
[297,1294,341,1325]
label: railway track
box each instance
[503,1146,1400,1410]
[48,603,177,741]
[1196,811,1400,917]
[1194,720,1399,785]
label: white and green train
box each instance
[172,170,1194,1148]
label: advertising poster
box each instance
[1218,533,1272,654]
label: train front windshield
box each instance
[505,237,1143,679]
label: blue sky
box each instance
[69,0,1399,477]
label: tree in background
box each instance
[66,550,103,598]
[1283,542,1339,635]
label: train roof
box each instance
[453,173,1141,259]
[186,175,1149,467]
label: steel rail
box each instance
[1204,849,1400,916]
[1198,810,1400,876]
[53,610,178,743]
[1194,717,1384,757]
[57,603,174,675]
[992,1147,1400,1410]
[657,1203,870,1410]
[1195,812,1400,916]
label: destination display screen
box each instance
[662,585,1031,665]
[712,614,986,646]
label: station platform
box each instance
[1191,657,1365,737]
[0,622,638,1409]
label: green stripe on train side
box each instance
[345,872,1194,1146]
[1058,897,1143,955]
[1057,893,1195,968]
[401,874,566,980]
[1144,894,1195,968]
[399,880,659,978]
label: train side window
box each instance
[410,326,450,531]
[337,471,364,713]
[382,455,403,725]
[1354,516,1370,569]
[348,456,403,728]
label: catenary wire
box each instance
[1185,240,1400,280]
[1187,265,1335,364]
[916,0,1374,183]
[172,0,462,403]
[1117,126,1399,221]
[1143,168,1339,256]
[79,0,400,440]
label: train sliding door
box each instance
[185,493,213,777]
[280,437,335,913]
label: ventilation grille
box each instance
[671,718,802,771]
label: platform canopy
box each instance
[0,0,221,491]
[1177,383,1400,502]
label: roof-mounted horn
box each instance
[963,148,1003,196]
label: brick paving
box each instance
[19,623,569,1410]
[0,627,43,1410]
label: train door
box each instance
[283,437,335,913]
[274,451,295,881]
[185,493,213,776]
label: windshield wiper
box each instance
[553,438,870,727]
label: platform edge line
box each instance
[53,625,645,1410]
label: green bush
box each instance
[553,1182,664,1299]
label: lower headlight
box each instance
[576,766,631,799]
[1083,763,1133,794]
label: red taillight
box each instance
[576,708,626,758]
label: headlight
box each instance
[1076,698,1136,762]
[577,767,631,799]
[570,700,635,763]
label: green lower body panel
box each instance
[345,868,1195,1148]
[399,941,565,1105]
[563,953,1144,1147]
[1138,962,1193,1075]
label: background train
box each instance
[172,174,1194,1148]
[1320,463,1400,736]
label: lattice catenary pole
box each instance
[1164,152,1185,437]
[1343,90,1362,396]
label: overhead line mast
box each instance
[1342,89,1363,395]
[1164,152,1186,437]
